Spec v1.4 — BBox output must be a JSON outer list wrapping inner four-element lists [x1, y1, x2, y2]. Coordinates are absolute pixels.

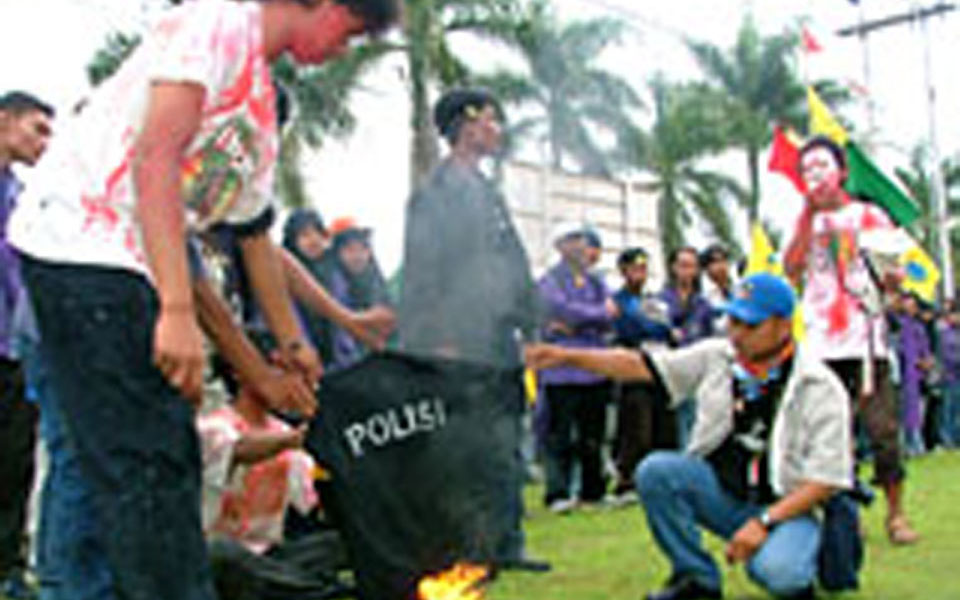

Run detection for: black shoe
[[645, 575, 722, 600], [495, 557, 552, 573]]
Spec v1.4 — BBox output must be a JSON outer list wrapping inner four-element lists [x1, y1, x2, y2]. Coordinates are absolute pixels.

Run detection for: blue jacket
[[612, 287, 672, 347]]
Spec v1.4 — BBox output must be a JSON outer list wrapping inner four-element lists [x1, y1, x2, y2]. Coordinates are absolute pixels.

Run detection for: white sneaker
[[548, 498, 578, 515], [604, 491, 638, 508]]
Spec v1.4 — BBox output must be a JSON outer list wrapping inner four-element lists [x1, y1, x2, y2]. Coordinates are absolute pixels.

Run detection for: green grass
[[488, 451, 960, 600], [7, 452, 957, 600]]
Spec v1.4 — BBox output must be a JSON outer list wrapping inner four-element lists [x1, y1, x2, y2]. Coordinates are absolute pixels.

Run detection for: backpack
[[817, 491, 864, 591]]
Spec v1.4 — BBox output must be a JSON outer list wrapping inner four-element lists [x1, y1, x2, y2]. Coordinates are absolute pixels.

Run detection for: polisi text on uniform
[[343, 397, 448, 458]]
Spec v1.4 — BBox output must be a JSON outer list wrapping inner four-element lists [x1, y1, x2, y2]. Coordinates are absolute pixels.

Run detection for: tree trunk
[[407, 1, 440, 192], [746, 144, 760, 225]]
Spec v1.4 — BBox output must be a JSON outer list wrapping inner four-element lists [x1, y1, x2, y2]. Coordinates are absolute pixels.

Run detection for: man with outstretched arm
[[526, 273, 852, 600]]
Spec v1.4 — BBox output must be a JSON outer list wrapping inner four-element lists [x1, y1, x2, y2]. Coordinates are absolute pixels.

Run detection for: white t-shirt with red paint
[[800, 201, 894, 361], [198, 406, 317, 554], [9, 0, 277, 277]]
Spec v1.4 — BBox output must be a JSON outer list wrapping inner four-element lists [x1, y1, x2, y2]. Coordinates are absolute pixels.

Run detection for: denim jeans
[[24, 340, 115, 600], [22, 258, 215, 600], [938, 382, 960, 448], [635, 452, 820, 597]]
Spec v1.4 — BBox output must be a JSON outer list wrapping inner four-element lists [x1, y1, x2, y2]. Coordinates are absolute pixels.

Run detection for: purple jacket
[[896, 313, 931, 430], [938, 321, 960, 385], [537, 262, 611, 385], [659, 286, 714, 348], [0, 168, 23, 359]]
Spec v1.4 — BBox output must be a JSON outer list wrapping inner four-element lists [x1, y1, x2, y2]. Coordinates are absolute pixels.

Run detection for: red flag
[[768, 126, 806, 193], [801, 27, 823, 53]]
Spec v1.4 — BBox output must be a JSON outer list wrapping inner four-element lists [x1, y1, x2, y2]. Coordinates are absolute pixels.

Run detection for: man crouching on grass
[[525, 273, 852, 600]]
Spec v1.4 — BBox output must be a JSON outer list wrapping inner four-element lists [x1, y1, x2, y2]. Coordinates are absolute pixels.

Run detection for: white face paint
[[799, 146, 845, 209]]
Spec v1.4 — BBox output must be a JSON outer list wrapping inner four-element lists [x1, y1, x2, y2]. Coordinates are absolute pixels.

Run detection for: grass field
[[5, 452, 957, 600], [488, 450, 960, 600]]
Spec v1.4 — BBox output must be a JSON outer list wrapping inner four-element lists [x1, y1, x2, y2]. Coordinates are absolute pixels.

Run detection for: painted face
[[800, 146, 845, 209], [295, 225, 329, 261], [289, 2, 368, 65], [728, 316, 792, 363], [557, 234, 587, 266], [338, 236, 372, 275], [671, 250, 699, 286], [1, 109, 52, 166]]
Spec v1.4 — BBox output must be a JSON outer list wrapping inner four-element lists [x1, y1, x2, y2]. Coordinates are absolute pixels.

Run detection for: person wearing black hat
[[608, 247, 673, 505], [398, 88, 547, 573]]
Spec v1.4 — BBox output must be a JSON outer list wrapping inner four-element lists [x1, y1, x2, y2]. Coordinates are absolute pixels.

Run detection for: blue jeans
[[24, 341, 115, 600], [635, 452, 820, 597], [23, 258, 215, 600], [938, 382, 960, 448]]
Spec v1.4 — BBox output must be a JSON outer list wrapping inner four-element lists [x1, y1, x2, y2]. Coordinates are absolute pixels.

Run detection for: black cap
[[433, 88, 502, 143], [617, 247, 648, 268]]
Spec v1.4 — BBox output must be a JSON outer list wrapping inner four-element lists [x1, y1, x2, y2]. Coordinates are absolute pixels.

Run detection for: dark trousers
[[826, 359, 904, 486], [209, 532, 353, 600], [22, 257, 216, 600], [611, 381, 676, 493], [543, 382, 610, 504], [0, 357, 37, 578]]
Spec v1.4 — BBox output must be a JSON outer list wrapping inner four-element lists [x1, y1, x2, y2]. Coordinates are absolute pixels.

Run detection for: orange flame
[[417, 563, 488, 600]]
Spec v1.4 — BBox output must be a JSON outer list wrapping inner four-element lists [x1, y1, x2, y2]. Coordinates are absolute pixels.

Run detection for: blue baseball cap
[[721, 273, 796, 325]]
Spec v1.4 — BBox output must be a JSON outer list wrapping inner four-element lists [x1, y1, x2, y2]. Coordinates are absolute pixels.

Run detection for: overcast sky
[[2, 0, 957, 273]]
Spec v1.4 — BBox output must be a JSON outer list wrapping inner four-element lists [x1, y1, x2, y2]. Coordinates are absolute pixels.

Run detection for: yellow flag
[[745, 222, 805, 340], [900, 244, 941, 302], [746, 222, 783, 276], [807, 86, 849, 146], [523, 368, 538, 406]]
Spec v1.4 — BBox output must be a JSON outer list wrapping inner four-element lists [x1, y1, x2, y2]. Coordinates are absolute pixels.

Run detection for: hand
[[546, 320, 575, 337], [724, 518, 768, 564], [277, 340, 323, 385], [284, 424, 308, 450], [252, 368, 317, 418], [153, 307, 206, 406], [347, 305, 396, 350], [524, 343, 568, 370], [606, 297, 620, 319]]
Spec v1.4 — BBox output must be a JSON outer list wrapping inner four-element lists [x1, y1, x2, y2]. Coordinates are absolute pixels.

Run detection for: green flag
[[845, 141, 921, 227]]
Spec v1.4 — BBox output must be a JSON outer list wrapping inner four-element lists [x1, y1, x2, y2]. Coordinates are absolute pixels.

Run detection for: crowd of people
[[0, 1, 958, 599]]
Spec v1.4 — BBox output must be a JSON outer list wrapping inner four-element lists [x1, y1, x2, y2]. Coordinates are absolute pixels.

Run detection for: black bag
[[305, 352, 523, 600], [817, 492, 864, 591]]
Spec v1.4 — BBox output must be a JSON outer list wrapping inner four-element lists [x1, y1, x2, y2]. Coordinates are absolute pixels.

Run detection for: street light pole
[[918, 4, 955, 299], [838, 2, 956, 300]]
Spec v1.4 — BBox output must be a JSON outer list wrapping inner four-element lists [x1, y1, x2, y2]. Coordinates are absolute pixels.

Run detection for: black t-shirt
[[706, 357, 793, 504]]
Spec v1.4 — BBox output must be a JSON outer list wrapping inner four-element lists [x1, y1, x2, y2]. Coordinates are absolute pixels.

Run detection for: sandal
[[886, 514, 920, 545]]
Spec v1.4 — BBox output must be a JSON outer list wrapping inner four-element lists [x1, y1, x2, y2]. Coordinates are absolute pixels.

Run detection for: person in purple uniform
[[537, 222, 615, 513]]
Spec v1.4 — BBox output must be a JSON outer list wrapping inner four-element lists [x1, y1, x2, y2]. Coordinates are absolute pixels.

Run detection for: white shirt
[[800, 201, 892, 361], [9, 0, 277, 278]]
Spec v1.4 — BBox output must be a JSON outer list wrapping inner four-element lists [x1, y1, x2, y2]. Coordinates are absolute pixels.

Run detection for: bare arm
[[279, 247, 394, 349], [232, 426, 305, 466], [193, 277, 316, 417], [524, 343, 653, 382], [239, 232, 322, 382], [132, 82, 206, 403], [783, 207, 815, 287], [725, 481, 836, 564]]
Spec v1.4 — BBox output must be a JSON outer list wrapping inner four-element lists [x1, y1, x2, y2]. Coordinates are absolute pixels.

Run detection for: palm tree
[[471, 0, 642, 177], [687, 17, 848, 225], [622, 76, 748, 254], [894, 144, 960, 284]]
